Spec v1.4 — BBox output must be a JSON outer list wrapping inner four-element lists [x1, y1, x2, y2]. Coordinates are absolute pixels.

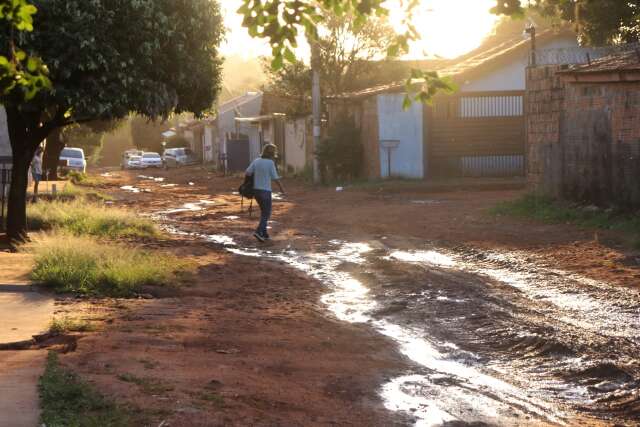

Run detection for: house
[[527, 49, 640, 207], [327, 29, 578, 180], [1, 107, 12, 225], [213, 91, 263, 171], [0, 107, 10, 161], [212, 92, 311, 173]]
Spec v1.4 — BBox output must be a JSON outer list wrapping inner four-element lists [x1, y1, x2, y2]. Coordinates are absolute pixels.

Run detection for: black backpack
[[238, 174, 254, 199]]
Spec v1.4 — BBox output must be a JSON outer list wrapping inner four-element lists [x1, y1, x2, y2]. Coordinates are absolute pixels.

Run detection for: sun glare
[[389, 0, 500, 59], [222, 0, 500, 60]]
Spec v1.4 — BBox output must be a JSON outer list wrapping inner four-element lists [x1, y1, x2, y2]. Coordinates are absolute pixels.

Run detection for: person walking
[[31, 146, 43, 202], [245, 144, 285, 242]]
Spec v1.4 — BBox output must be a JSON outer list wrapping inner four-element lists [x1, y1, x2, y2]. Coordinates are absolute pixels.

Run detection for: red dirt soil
[[47, 167, 640, 426]]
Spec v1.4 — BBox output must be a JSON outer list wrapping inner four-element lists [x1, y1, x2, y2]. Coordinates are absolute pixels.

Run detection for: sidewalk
[[0, 253, 54, 427], [0, 351, 45, 427]]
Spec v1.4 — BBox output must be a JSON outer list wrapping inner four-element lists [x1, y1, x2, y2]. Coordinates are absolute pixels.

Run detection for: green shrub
[[39, 352, 132, 426], [27, 199, 157, 239], [316, 117, 363, 183], [22, 233, 192, 297]]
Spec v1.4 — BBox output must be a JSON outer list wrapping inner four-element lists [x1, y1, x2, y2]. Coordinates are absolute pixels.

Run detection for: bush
[[21, 233, 192, 297], [27, 199, 158, 239], [316, 118, 363, 182]]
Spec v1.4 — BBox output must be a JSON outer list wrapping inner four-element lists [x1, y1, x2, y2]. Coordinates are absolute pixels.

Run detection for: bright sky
[[220, 0, 500, 60]]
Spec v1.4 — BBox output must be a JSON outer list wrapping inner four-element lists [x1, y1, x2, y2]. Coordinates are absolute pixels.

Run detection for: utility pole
[[311, 40, 321, 184]]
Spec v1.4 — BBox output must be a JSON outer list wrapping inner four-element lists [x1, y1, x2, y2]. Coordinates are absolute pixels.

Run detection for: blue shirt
[[246, 158, 280, 192]]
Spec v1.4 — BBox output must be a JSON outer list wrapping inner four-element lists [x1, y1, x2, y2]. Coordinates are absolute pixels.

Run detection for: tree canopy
[[492, 0, 640, 45], [2, 0, 224, 239], [264, 12, 405, 114], [239, 0, 453, 108]]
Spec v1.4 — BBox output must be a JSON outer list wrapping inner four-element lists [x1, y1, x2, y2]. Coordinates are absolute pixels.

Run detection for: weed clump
[[22, 233, 192, 297], [27, 198, 158, 239]]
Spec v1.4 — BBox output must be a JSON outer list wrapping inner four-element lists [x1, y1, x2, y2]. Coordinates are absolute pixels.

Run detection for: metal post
[[526, 25, 537, 67], [311, 41, 322, 184], [387, 147, 392, 178]]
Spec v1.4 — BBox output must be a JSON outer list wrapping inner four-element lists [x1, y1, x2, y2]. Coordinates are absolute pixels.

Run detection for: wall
[[377, 94, 424, 179], [527, 66, 640, 207], [461, 37, 578, 92], [284, 118, 307, 173], [0, 107, 11, 159]]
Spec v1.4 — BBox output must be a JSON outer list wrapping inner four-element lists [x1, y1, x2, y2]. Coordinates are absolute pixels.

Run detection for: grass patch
[[21, 233, 193, 297], [49, 316, 96, 334], [117, 373, 174, 395], [28, 198, 158, 239], [39, 352, 133, 427], [492, 194, 640, 248]]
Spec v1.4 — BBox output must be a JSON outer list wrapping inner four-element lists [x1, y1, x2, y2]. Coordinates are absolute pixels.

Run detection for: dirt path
[[53, 168, 640, 426]]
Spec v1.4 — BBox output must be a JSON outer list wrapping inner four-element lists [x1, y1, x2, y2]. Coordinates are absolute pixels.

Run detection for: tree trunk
[[6, 149, 33, 242], [43, 127, 64, 181], [5, 108, 51, 242]]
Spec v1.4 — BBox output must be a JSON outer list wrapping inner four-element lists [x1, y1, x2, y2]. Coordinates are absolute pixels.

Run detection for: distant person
[[245, 144, 285, 242], [31, 146, 43, 201]]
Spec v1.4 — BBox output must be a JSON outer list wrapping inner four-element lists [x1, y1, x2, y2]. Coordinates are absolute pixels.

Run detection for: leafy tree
[[0, 0, 50, 99], [239, 0, 453, 108], [1, 0, 224, 240], [264, 11, 404, 114], [130, 115, 178, 154], [492, 0, 640, 45]]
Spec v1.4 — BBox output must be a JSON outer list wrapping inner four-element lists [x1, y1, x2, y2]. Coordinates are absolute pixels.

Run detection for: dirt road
[[62, 167, 640, 426]]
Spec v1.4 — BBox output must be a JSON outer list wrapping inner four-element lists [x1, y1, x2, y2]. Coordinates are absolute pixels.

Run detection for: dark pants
[[254, 190, 272, 236]]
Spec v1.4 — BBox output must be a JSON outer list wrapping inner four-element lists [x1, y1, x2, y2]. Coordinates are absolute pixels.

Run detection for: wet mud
[[114, 171, 639, 426]]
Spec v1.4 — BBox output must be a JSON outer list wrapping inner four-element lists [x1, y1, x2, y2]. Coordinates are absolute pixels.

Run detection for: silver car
[[162, 148, 198, 168], [59, 148, 87, 173], [141, 152, 163, 168]]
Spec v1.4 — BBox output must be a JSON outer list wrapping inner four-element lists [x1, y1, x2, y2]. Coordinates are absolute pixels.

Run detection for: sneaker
[[253, 231, 265, 242], [263, 233, 271, 240]]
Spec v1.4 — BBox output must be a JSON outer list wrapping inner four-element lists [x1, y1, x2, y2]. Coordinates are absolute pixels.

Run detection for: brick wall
[[526, 66, 566, 197], [526, 66, 640, 207]]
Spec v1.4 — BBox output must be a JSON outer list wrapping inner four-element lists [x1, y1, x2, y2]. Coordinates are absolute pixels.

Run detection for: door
[[427, 91, 525, 178], [226, 138, 251, 172]]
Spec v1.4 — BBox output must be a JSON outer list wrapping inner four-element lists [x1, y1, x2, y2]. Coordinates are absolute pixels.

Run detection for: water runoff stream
[[156, 205, 640, 426]]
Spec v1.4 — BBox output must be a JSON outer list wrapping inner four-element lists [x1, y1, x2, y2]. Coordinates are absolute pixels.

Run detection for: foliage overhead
[[0, 0, 50, 100], [238, 0, 450, 106], [492, 0, 640, 45], [0, 0, 224, 129], [264, 11, 407, 114]]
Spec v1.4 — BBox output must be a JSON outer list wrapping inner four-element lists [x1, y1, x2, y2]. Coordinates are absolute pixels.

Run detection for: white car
[[59, 148, 87, 173], [141, 152, 163, 168], [124, 155, 143, 169]]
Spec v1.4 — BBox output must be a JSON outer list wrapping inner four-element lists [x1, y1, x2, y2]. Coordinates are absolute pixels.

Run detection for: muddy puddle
[[157, 211, 639, 426]]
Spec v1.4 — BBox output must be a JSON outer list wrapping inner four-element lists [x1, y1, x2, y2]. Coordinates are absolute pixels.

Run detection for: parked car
[[121, 149, 143, 169], [162, 147, 198, 169], [59, 147, 87, 173], [141, 152, 163, 168], [124, 155, 143, 169]]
